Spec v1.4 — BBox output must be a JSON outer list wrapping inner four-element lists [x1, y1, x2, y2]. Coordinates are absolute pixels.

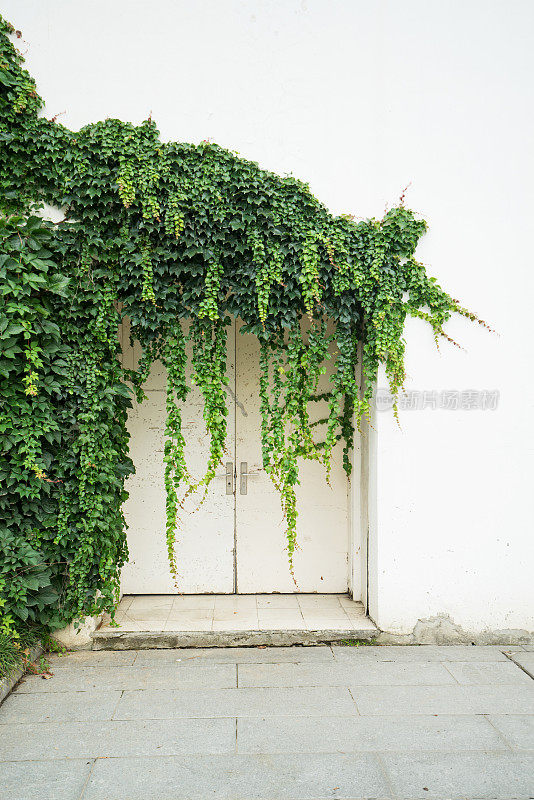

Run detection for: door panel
[[120, 319, 236, 594], [120, 317, 351, 594], [234, 321, 350, 593]]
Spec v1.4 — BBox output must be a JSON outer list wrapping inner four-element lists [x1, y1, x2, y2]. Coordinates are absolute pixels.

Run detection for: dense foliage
[[0, 17, 484, 633], [1, 214, 68, 632]]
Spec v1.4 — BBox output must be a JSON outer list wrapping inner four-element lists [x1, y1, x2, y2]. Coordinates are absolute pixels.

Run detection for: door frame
[[348, 355, 371, 609]]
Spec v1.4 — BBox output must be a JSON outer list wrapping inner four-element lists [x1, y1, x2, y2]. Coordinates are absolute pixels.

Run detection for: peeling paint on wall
[[375, 613, 534, 646]]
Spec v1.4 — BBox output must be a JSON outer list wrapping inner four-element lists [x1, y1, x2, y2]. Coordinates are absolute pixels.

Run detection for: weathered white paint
[[359, 3, 534, 637], [120, 319, 352, 594], [8, 0, 533, 635], [235, 321, 351, 593], [52, 616, 100, 650], [120, 321, 236, 594]]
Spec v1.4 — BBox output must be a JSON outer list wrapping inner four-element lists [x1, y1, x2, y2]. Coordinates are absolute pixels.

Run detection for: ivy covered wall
[[2, 6, 506, 640]]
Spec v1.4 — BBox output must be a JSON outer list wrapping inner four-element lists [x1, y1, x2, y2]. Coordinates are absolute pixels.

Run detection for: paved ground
[[0, 644, 533, 799]]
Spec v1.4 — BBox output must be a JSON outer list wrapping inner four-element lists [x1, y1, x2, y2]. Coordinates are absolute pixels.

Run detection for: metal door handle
[[240, 462, 247, 495], [225, 462, 234, 495]]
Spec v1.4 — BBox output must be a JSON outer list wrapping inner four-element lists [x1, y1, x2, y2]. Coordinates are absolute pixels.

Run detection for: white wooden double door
[[121, 320, 350, 594]]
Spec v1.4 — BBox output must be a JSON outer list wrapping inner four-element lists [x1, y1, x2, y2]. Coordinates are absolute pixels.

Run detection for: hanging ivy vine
[[0, 17, 489, 634]]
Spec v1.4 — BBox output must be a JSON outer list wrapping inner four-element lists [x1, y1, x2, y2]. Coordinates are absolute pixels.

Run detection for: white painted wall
[[6, 0, 533, 635]]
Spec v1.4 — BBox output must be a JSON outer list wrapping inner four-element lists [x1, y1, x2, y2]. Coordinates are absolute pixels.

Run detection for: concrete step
[[92, 624, 378, 650]]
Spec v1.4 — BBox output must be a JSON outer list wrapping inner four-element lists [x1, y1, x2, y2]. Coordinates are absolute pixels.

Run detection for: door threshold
[[92, 593, 378, 649]]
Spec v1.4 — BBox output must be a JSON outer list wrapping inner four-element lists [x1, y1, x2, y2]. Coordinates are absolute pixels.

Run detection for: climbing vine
[[0, 17, 489, 634]]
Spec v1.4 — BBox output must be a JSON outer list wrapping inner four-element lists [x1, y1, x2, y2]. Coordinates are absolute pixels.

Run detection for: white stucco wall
[[5, 0, 533, 636]]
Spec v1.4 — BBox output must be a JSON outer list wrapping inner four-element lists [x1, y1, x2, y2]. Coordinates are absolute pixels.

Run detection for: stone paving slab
[[332, 644, 511, 661], [114, 686, 358, 719], [444, 660, 534, 685], [487, 714, 534, 750], [0, 689, 121, 723], [0, 718, 236, 760], [237, 713, 509, 753], [237, 661, 456, 687], [82, 753, 390, 799], [132, 645, 336, 664], [48, 650, 137, 668], [351, 683, 534, 715], [508, 651, 534, 679], [16, 663, 237, 692], [0, 758, 92, 800], [381, 752, 534, 798]]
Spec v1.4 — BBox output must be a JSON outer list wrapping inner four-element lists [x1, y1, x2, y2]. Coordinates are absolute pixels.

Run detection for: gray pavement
[[0, 644, 533, 799]]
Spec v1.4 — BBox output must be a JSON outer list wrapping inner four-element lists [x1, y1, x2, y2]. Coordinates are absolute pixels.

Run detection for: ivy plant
[[0, 17, 488, 633]]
